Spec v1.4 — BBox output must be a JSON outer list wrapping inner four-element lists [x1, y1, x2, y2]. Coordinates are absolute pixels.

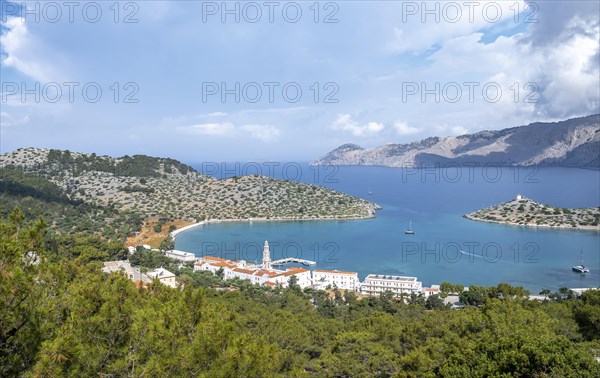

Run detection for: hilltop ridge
[[313, 115, 600, 168], [0, 148, 379, 240]]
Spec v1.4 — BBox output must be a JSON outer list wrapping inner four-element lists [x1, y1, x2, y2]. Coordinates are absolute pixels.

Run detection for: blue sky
[[1, 0, 599, 162]]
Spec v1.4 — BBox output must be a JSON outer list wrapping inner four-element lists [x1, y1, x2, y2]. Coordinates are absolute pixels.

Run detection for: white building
[[313, 269, 359, 291], [277, 267, 312, 288], [194, 256, 243, 274], [421, 284, 441, 298], [164, 249, 196, 262], [103, 260, 131, 275], [571, 288, 599, 296], [229, 267, 261, 283], [102, 260, 149, 285], [360, 274, 422, 297], [147, 267, 178, 288], [193, 241, 312, 289]]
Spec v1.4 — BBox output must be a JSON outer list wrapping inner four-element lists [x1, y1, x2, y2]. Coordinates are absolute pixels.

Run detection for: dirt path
[[125, 218, 194, 248]]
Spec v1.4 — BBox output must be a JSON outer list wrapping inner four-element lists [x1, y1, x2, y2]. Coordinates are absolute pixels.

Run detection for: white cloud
[[332, 114, 385, 137], [388, 0, 528, 54], [524, 1, 600, 46], [240, 124, 280, 142], [380, 1, 599, 132], [176, 122, 280, 142], [451, 126, 469, 135], [178, 122, 235, 136], [430, 124, 469, 136], [428, 22, 599, 119], [393, 121, 421, 136], [1, 17, 64, 82], [0, 112, 30, 129], [365, 122, 385, 133]]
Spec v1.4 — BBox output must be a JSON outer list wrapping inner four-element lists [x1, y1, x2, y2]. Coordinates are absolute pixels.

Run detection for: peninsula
[[0, 148, 380, 243], [465, 195, 600, 231]]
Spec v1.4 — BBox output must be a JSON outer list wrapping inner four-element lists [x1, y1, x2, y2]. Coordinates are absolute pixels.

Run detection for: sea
[[174, 164, 600, 292]]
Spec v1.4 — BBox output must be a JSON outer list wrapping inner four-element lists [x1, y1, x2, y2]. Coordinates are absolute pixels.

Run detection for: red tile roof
[[254, 269, 280, 277], [202, 256, 227, 262], [135, 280, 148, 289], [211, 262, 235, 268], [286, 267, 308, 272], [232, 267, 256, 275]]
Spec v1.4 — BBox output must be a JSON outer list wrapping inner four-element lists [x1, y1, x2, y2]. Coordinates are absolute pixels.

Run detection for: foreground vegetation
[[0, 166, 143, 242], [2, 210, 599, 377]]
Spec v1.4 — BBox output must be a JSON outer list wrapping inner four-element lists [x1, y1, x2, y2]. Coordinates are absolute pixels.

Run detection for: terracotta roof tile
[[211, 262, 235, 268], [232, 267, 256, 275], [254, 269, 280, 277], [286, 267, 308, 272], [202, 256, 227, 262]]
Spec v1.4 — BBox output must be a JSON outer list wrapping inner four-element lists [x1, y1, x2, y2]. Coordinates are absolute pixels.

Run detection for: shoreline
[[168, 214, 598, 293], [308, 162, 600, 171], [170, 214, 377, 239], [463, 214, 600, 232]]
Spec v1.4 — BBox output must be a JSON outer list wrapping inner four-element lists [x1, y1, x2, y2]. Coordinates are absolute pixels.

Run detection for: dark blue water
[[176, 165, 600, 292]]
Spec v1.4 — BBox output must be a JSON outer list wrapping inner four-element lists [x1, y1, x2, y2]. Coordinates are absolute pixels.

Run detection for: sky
[[1, 0, 599, 162]]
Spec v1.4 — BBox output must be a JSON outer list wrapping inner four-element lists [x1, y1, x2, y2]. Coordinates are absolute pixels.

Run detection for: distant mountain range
[[312, 115, 600, 168]]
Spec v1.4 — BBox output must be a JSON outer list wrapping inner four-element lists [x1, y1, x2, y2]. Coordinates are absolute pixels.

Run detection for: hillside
[[3, 212, 600, 377], [312, 114, 600, 168], [0, 166, 143, 240], [465, 196, 600, 231], [0, 148, 379, 240]]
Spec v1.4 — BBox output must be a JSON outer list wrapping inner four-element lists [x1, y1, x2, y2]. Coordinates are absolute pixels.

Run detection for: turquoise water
[[176, 166, 600, 292]]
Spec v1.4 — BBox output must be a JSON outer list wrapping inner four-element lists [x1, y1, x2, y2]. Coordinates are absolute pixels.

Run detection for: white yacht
[[572, 250, 590, 273], [405, 220, 414, 235]]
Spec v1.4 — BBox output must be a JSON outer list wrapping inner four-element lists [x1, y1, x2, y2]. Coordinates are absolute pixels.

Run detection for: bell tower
[[262, 240, 272, 269]]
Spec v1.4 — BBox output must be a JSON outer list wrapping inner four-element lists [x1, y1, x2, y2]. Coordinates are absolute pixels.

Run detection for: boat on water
[[405, 220, 415, 235], [573, 265, 590, 273], [572, 250, 590, 273]]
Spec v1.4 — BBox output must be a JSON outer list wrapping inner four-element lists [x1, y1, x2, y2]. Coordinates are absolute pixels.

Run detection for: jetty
[[272, 257, 317, 266]]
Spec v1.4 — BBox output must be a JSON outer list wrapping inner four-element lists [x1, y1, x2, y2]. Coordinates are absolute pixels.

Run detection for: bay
[[175, 165, 600, 292]]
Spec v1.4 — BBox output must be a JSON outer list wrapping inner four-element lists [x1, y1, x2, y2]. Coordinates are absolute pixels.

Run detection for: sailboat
[[572, 250, 590, 273], [405, 220, 415, 235]]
